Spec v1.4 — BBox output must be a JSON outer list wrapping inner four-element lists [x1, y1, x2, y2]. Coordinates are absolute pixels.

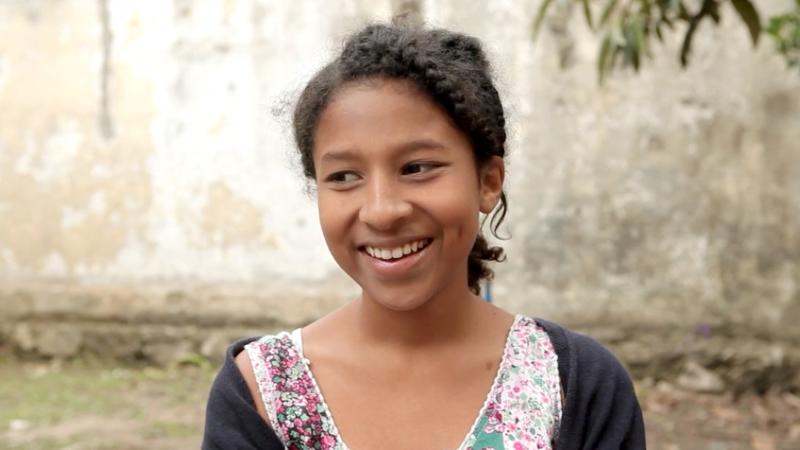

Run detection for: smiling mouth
[[361, 238, 433, 261]]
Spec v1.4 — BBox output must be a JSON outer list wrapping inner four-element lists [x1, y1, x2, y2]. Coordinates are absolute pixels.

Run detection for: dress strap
[[244, 333, 342, 449], [290, 328, 304, 358]]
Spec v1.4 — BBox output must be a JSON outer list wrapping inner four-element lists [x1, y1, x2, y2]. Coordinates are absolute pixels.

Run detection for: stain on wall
[[0, 1, 153, 273], [0, 1, 797, 340], [200, 180, 274, 247]]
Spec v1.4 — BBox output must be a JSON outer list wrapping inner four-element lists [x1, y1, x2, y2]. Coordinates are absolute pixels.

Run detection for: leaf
[[598, 32, 614, 83], [622, 21, 641, 70], [532, 0, 554, 38], [679, 3, 707, 68], [766, 16, 783, 37], [582, 0, 594, 30], [677, 0, 691, 20], [680, 21, 698, 67], [629, 24, 642, 70], [634, 17, 650, 57], [600, 0, 619, 26], [709, 4, 721, 24], [640, 0, 653, 24], [731, 0, 761, 45]]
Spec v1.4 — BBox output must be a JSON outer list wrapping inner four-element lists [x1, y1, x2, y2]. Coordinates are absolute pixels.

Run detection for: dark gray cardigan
[[201, 319, 646, 450]]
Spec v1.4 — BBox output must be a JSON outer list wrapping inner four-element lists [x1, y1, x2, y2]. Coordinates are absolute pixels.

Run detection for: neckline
[[290, 313, 523, 450]]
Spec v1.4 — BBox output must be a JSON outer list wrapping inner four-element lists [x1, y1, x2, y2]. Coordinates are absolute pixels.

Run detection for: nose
[[358, 176, 413, 231]]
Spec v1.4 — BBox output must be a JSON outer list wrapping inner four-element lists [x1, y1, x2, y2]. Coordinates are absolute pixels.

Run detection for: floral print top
[[244, 315, 562, 450]]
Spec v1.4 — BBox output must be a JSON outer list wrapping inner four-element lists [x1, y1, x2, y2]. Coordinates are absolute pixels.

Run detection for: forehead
[[330, 77, 429, 110], [312, 78, 471, 161]]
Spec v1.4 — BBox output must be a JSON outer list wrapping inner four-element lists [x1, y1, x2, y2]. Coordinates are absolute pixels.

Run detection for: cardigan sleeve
[[537, 319, 647, 450], [201, 337, 286, 450]]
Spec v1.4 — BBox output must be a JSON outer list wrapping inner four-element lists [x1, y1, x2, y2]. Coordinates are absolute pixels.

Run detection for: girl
[[203, 23, 645, 450]]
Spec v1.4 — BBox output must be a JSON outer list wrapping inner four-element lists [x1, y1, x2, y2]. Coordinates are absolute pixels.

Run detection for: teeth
[[365, 239, 430, 261]]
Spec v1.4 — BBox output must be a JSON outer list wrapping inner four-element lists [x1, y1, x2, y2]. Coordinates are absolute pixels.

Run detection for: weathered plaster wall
[[433, 0, 800, 338], [0, 0, 393, 284], [1, 1, 799, 386]]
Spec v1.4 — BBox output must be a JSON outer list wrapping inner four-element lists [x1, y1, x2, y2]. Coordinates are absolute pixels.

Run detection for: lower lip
[[361, 242, 431, 279]]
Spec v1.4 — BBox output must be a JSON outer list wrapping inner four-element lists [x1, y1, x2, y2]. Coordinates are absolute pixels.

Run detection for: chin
[[362, 285, 434, 313]]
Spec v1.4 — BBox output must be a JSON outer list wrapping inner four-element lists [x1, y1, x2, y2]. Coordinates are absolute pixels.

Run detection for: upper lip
[[357, 237, 432, 250]]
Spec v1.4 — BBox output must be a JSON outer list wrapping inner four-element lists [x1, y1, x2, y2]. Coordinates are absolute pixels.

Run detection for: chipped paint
[[0, 1, 153, 270], [0, 0, 797, 336], [201, 180, 273, 247]]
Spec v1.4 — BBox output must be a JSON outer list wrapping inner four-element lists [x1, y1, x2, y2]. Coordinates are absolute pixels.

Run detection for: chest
[[311, 357, 500, 450], [246, 316, 562, 450]]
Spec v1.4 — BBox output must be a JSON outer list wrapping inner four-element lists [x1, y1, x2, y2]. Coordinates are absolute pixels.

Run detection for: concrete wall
[[1, 0, 799, 389]]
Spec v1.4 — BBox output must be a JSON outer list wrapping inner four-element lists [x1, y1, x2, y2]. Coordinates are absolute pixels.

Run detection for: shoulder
[[533, 319, 647, 449], [533, 318, 638, 406], [510, 315, 561, 367], [210, 336, 263, 414], [533, 318, 633, 385], [217, 336, 262, 390], [234, 342, 271, 425], [202, 337, 285, 449], [231, 333, 297, 424]]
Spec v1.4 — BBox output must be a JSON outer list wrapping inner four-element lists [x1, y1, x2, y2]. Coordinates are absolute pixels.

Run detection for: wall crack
[[98, 0, 114, 140]]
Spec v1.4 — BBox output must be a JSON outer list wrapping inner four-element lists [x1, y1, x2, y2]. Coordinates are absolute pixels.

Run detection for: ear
[[479, 156, 504, 214]]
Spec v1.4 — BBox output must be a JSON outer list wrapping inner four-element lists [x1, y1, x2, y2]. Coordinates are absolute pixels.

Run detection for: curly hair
[[293, 23, 508, 295]]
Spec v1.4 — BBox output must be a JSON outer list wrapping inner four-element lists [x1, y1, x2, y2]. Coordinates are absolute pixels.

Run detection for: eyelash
[[324, 162, 443, 184], [401, 162, 441, 175], [324, 171, 360, 183]]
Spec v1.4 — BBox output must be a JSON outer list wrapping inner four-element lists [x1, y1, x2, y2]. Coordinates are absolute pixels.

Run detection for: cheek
[[317, 194, 349, 252], [428, 180, 481, 245]]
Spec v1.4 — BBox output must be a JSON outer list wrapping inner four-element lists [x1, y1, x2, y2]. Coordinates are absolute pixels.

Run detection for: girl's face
[[312, 78, 503, 312]]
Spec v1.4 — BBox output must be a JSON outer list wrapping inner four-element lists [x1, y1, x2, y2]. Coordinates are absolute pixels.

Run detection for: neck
[[351, 280, 491, 351]]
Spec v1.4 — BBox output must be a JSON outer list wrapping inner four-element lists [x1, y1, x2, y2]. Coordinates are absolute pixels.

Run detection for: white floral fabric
[[245, 315, 562, 450]]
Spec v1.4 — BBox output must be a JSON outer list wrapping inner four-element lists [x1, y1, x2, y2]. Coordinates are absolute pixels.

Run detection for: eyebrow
[[319, 138, 447, 163]]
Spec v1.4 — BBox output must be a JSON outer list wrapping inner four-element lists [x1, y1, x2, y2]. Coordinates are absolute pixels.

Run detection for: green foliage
[[766, 0, 800, 69], [731, 0, 761, 44], [533, 0, 800, 83]]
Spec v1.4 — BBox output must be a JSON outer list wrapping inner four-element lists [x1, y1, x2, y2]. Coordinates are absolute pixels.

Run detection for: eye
[[325, 171, 360, 184], [402, 162, 441, 175]]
